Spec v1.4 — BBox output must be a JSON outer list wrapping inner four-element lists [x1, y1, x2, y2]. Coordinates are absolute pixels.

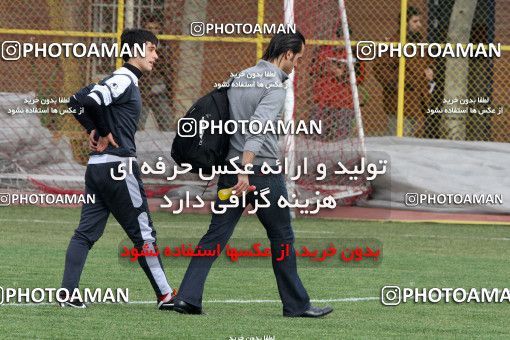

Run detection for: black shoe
[[286, 306, 333, 318], [173, 299, 203, 315], [58, 300, 87, 309], [58, 290, 87, 309], [158, 289, 177, 311]]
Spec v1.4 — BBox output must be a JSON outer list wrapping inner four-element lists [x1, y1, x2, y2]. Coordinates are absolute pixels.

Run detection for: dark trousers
[[177, 171, 311, 316], [61, 158, 171, 297]]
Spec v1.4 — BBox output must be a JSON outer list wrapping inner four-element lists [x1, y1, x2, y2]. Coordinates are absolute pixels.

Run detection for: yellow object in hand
[[218, 185, 256, 201]]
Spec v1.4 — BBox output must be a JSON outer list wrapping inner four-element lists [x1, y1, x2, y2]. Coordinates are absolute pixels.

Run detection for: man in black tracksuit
[[60, 29, 175, 309]]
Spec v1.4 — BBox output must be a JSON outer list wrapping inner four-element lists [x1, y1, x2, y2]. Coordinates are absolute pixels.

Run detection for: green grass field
[[1, 206, 510, 339]]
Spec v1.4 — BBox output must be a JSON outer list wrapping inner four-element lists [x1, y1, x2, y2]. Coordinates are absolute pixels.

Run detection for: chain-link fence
[[361, 0, 508, 141], [0, 0, 508, 192]]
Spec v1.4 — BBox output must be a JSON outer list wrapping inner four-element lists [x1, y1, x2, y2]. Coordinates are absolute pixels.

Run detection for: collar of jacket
[[256, 59, 289, 83], [123, 62, 143, 79]]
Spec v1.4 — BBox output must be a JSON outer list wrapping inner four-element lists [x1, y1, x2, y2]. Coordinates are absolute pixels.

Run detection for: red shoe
[[158, 289, 177, 311]]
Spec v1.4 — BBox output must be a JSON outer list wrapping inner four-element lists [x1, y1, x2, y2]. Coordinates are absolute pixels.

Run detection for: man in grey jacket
[[173, 31, 333, 318]]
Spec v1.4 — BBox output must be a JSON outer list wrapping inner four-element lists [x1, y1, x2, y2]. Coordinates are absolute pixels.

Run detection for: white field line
[[401, 234, 510, 241], [0, 297, 379, 307]]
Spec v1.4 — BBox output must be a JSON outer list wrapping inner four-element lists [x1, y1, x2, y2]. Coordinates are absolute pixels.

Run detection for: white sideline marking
[[294, 230, 334, 234], [0, 219, 69, 224], [401, 234, 510, 241], [0, 297, 378, 307]]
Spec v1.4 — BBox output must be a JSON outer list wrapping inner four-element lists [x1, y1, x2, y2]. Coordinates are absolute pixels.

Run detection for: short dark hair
[[262, 30, 305, 61], [407, 6, 421, 18], [398, 6, 421, 24], [120, 28, 158, 62]]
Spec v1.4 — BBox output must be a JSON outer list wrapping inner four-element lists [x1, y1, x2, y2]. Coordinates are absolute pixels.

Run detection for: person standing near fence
[[373, 6, 433, 137], [310, 27, 366, 141]]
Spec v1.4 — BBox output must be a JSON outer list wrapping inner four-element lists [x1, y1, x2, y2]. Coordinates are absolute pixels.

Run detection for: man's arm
[[243, 87, 286, 155], [68, 83, 102, 134], [80, 95, 110, 137], [68, 94, 95, 134], [85, 74, 133, 135], [242, 151, 256, 166], [83, 74, 133, 151], [67, 93, 101, 150], [78, 95, 117, 152]]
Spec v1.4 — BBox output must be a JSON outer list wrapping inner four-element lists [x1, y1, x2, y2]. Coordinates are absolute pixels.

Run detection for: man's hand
[[232, 174, 250, 197], [89, 130, 98, 151], [95, 133, 119, 152]]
